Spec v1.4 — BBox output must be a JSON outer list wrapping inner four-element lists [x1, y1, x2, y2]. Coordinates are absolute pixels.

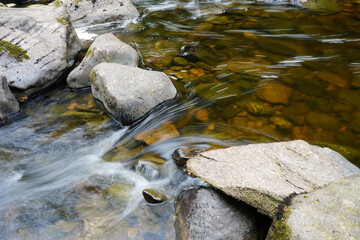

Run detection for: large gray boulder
[[67, 33, 138, 89], [186, 140, 360, 218], [90, 63, 177, 125], [268, 174, 360, 240], [52, 0, 139, 28], [0, 5, 81, 96], [0, 74, 19, 120], [175, 187, 267, 240]]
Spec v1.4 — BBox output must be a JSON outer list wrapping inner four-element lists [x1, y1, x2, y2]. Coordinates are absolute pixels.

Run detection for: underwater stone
[[246, 101, 275, 116], [316, 70, 350, 88], [308, 98, 332, 113], [135, 123, 180, 145], [191, 83, 240, 103], [181, 45, 220, 65], [337, 90, 360, 108], [256, 82, 292, 104], [67, 33, 138, 89], [172, 57, 188, 66], [221, 104, 241, 119], [294, 78, 325, 97], [270, 116, 293, 130], [281, 103, 309, 126], [145, 56, 173, 70], [90, 63, 177, 125], [0, 5, 81, 96], [186, 140, 360, 218], [306, 113, 340, 131]]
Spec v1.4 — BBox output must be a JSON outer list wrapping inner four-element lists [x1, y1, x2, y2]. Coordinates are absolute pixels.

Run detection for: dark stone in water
[[180, 45, 220, 65], [306, 113, 340, 131], [175, 187, 270, 240], [142, 189, 167, 204], [191, 83, 240, 103], [294, 78, 325, 97], [172, 148, 205, 167]]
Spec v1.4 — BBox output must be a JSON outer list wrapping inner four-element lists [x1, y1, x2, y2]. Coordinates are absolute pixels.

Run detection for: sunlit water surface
[[1, 0, 360, 239]]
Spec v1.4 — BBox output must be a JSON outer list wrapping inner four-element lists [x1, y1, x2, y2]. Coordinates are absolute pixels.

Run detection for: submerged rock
[[191, 83, 240, 103], [67, 33, 138, 88], [186, 140, 360, 218], [0, 5, 81, 96], [135, 123, 180, 145], [256, 82, 292, 104], [0, 74, 19, 119], [90, 63, 177, 125], [269, 174, 360, 240], [180, 45, 220, 65], [175, 187, 266, 240], [52, 0, 139, 28], [306, 113, 340, 131]]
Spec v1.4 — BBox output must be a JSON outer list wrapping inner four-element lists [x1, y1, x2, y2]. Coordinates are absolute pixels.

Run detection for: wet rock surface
[[270, 174, 360, 240], [142, 188, 167, 204], [172, 148, 205, 167], [52, 0, 139, 28], [67, 33, 138, 89], [0, 5, 81, 96], [90, 63, 177, 125], [175, 187, 269, 240], [186, 140, 360, 218], [0, 74, 19, 120]]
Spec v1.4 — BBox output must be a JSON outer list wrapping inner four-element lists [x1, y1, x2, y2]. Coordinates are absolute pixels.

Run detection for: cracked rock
[[52, 0, 139, 28], [0, 5, 81, 96], [186, 140, 360, 218]]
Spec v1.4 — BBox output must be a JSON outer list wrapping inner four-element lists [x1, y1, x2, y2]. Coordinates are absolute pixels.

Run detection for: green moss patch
[[56, 17, 68, 26], [0, 40, 30, 62], [270, 207, 292, 240]]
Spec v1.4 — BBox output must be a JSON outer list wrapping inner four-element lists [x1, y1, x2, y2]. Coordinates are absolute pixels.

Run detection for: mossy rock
[[0, 40, 30, 62]]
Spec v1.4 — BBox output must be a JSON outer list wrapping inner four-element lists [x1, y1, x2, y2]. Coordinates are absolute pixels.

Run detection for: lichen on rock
[[0, 40, 30, 62]]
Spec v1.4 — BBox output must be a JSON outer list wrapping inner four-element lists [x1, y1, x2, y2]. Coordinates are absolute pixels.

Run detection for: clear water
[[1, 0, 360, 239]]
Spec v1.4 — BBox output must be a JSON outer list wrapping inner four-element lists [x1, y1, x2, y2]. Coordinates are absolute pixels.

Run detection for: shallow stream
[[1, 0, 360, 239]]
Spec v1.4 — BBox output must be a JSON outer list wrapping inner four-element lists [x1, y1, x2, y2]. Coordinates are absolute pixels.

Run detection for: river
[[0, 0, 359, 239]]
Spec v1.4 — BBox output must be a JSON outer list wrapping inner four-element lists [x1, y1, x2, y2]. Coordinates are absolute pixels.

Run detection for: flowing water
[[1, 0, 360, 239]]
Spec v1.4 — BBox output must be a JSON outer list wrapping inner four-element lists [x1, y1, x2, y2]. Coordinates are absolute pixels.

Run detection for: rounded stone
[[142, 189, 167, 204], [256, 82, 292, 104]]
